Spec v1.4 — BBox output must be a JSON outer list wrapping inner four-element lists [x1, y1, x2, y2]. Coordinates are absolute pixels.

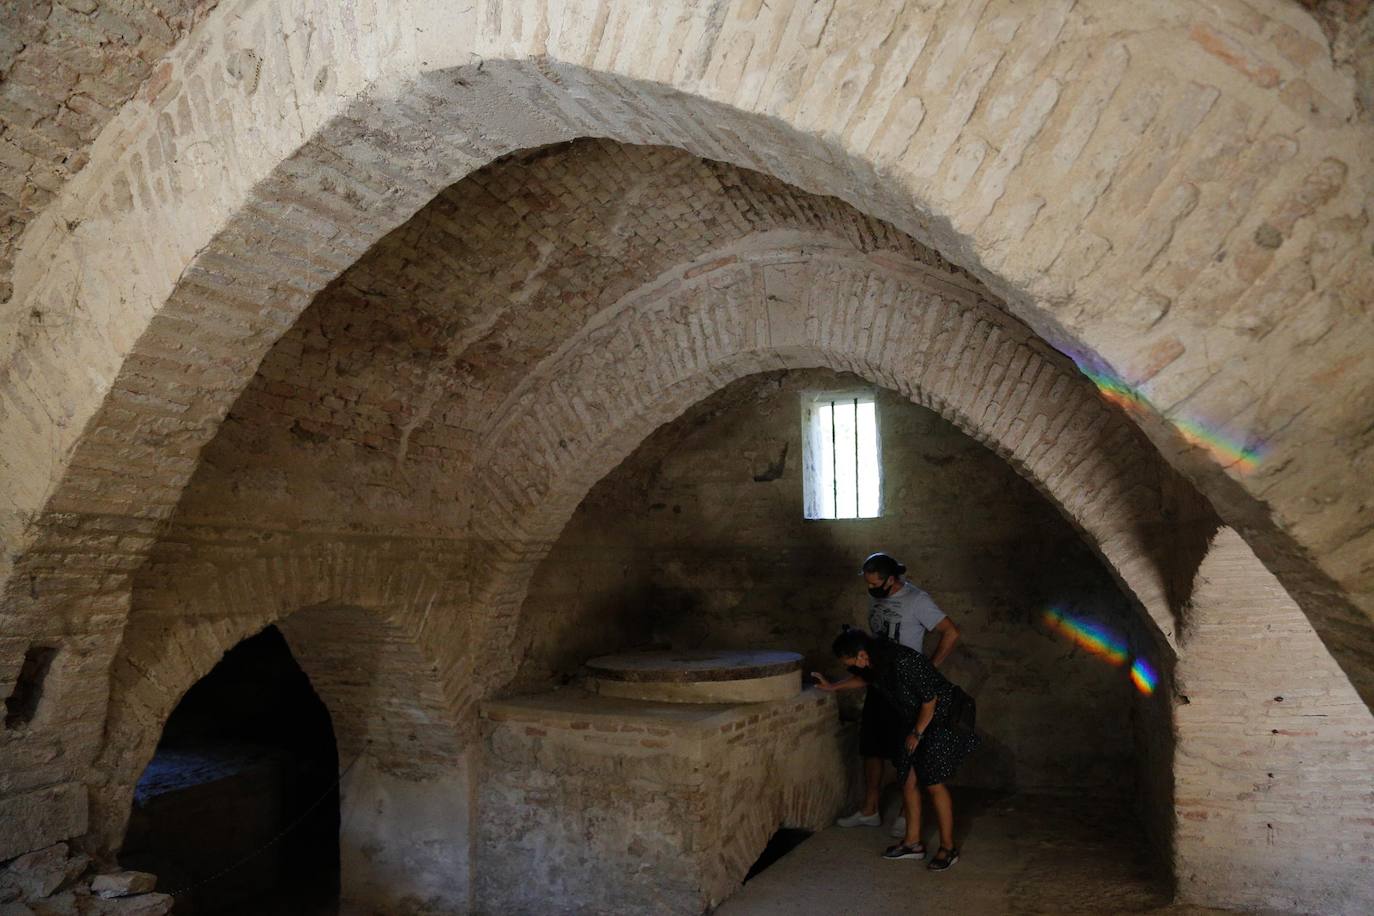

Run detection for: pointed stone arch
[[462, 234, 1185, 687], [94, 550, 472, 912]]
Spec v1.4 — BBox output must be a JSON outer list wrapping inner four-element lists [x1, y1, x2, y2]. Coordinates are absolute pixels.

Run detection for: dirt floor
[[718, 790, 1265, 916]]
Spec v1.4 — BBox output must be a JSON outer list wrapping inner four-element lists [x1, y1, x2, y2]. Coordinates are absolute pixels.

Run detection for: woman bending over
[[814, 628, 978, 870]]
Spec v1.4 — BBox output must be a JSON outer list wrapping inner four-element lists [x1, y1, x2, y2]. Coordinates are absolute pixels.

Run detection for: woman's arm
[[905, 697, 938, 753], [810, 672, 867, 692]]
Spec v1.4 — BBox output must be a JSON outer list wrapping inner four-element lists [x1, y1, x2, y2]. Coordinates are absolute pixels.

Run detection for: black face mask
[[847, 665, 867, 678], [868, 580, 891, 599]]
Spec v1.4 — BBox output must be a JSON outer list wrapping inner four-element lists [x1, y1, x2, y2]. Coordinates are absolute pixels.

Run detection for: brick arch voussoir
[[89, 552, 460, 854], [465, 246, 1179, 691]]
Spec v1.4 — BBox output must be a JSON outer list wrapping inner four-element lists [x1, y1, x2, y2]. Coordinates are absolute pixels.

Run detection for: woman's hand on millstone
[[811, 672, 834, 690]]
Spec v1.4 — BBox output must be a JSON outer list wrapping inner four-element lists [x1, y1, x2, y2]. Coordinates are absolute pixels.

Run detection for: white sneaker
[[889, 815, 907, 838], [836, 811, 881, 828]]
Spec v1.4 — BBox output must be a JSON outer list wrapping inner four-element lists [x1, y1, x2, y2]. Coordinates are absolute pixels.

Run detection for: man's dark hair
[[861, 552, 906, 578], [832, 627, 875, 659]]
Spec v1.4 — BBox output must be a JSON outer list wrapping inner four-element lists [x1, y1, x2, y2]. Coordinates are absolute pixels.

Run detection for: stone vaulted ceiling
[[0, 1, 1369, 306]]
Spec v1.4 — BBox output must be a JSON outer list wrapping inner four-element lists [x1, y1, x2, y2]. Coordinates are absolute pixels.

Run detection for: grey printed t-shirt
[[869, 580, 946, 652]]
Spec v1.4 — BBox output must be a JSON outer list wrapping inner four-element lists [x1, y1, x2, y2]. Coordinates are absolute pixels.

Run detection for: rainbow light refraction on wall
[[1043, 605, 1158, 695], [1076, 365, 1266, 474], [1042, 606, 1129, 665], [1130, 658, 1158, 696]]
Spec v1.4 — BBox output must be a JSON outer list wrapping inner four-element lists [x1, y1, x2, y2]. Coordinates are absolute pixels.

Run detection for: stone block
[[89, 873, 156, 900], [0, 784, 89, 861], [0, 845, 67, 899], [25, 890, 77, 916]]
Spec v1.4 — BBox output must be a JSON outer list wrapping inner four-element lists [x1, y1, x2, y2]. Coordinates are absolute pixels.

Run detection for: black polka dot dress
[[862, 637, 978, 787]]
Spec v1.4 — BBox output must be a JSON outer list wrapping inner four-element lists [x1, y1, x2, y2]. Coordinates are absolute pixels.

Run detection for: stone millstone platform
[[584, 649, 803, 703]]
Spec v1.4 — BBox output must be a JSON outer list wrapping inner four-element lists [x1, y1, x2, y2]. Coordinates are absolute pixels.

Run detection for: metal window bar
[[853, 397, 860, 515], [829, 398, 837, 517]]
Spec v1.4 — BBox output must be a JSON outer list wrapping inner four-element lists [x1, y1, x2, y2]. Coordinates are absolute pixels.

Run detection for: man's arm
[[928, 617, 960, 667]]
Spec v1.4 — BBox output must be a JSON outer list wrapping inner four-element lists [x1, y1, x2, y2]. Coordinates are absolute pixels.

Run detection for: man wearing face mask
[[828, 553, 960, 837]]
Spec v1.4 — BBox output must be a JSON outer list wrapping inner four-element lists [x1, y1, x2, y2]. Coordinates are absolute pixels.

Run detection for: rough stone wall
[[1298, 0, 1374, 116], [1174, 527, 1374, 914], [516, 368, 1150, 799], [477, 689, 847, 915]]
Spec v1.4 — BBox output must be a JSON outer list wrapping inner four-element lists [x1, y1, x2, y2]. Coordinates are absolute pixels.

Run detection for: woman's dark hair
[[832, 627, 875, 659], [861, 552, 906, 579]]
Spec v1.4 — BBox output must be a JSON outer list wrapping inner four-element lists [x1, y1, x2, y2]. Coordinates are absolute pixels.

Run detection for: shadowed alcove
[[120, 626, 340, 915]]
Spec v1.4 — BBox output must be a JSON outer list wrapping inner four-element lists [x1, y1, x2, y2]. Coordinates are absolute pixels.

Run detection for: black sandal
[[881, 841, 926, 860], [927, 846, 959, 870]]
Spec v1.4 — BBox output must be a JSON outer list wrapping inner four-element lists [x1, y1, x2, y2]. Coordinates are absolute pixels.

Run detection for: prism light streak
[[1077, 366, 1266, 474], [1043, 605, 1159, 696], [1172, 417, 1264, 474], [1130, 658, 1159, 696], [1042, 606, 1129, 666]]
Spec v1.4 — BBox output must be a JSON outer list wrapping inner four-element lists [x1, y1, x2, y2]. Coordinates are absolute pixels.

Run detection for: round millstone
[[583, 650, 803, 704]]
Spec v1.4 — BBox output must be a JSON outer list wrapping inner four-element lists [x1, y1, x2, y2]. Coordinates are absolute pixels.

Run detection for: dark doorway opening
[[744, 828, 813, 882], [4, 644, 57, 729], [121, 626, 339, 915]]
